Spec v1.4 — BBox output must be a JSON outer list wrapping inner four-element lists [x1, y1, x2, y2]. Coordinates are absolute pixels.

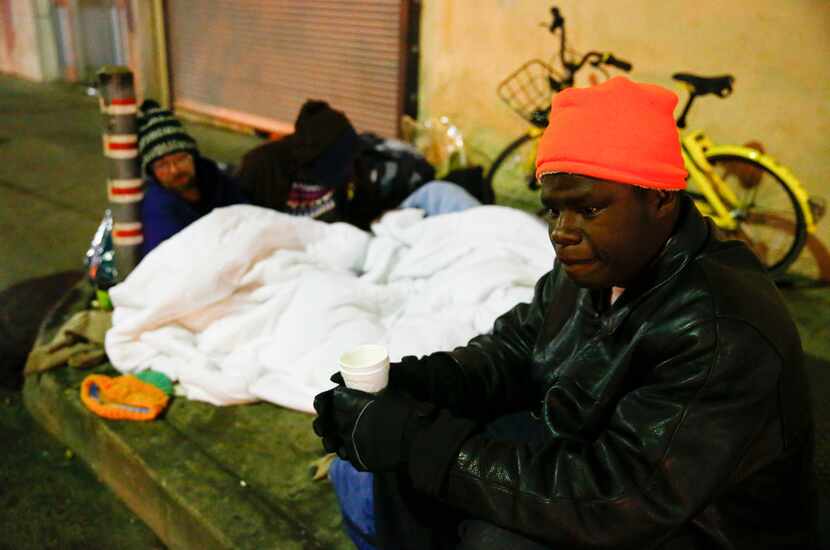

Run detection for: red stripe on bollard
[[107, 142, 138, 151], [113, 228, 143, 238], [110, 187, 142, 195]]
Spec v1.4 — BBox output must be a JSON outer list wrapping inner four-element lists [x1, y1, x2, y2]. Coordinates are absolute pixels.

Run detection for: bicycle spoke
[[704, 154, 807, 276]]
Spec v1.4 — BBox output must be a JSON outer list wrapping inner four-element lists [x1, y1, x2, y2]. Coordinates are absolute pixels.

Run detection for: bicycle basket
[[497, 59, 562, 126]]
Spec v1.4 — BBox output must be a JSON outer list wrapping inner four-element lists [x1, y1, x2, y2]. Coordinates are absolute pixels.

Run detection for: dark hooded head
[[292, 100, 359, 188]]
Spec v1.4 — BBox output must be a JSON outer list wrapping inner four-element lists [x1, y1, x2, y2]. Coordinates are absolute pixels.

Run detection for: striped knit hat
[[137, 100, 198, 175]]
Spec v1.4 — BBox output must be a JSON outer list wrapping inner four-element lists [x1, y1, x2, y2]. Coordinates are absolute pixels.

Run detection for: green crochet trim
[[135, 370, 174, 397]]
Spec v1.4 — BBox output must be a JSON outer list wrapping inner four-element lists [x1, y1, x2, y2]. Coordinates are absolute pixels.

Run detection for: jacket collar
[[580, 193, 711, 332]]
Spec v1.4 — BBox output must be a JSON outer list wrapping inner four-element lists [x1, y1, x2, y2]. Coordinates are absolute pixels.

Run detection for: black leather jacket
[[394, 197, 817, 549]]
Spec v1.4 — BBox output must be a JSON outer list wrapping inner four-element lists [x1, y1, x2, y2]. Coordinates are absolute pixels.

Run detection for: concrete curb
[[23, 368, 308, 549], [22, 282, 349, 549]]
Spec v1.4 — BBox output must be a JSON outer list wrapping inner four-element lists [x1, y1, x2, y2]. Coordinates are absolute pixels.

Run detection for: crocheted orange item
[[81, 374, 169, 421]]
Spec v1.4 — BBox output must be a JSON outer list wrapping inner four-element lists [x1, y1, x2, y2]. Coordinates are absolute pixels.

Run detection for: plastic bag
[[401, 115, 468, 178], [84, 210, 117, 291], [354, 132, 436, 210]]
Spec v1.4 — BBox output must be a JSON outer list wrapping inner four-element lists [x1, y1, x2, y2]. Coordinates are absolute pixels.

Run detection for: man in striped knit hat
[[137, 100, 248, 257]]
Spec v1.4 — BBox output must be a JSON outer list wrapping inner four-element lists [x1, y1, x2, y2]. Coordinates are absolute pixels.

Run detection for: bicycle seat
[[672, 73, 734, 97]]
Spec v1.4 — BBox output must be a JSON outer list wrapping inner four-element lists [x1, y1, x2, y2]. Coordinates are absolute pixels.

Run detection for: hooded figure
[[236, 100, 359, 223]]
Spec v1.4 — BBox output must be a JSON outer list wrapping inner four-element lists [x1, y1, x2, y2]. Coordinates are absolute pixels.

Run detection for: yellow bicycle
[[672, 73, 822, 277], [487, 8, 822, 277]]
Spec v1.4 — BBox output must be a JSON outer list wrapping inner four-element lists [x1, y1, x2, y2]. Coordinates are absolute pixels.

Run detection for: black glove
[[389, 353, 482, 418], [312, 373, 345, 455], [386, 355, 427, 395], [329, 384, 432, 472], [313, 373, 480, 492]]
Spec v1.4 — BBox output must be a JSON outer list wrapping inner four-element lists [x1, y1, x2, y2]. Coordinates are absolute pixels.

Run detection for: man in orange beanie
[[313, 77, 817, 549]]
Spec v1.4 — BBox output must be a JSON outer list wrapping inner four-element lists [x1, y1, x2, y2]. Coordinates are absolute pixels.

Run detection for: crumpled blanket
[[25, 309, 112, 375], [105, 204, 553, 413]]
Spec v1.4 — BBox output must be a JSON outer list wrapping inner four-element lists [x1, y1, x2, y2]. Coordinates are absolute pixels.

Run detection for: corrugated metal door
[[166, 0, 409, 137]]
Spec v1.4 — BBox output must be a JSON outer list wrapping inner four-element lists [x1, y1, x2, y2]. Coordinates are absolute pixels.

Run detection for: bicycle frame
[[681, 131, 817, 234]]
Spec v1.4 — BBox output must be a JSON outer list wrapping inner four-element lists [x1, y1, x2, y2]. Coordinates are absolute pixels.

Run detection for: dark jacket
[[390, 196, 817, 549], [235, 100, 361, 224], [141, 155, 247, 257], [235, 136, 298, 216]]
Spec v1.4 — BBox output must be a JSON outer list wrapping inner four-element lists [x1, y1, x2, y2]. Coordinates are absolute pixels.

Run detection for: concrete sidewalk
[[1, 74, 350, 548], [22, 281, 349, 549], [0, 74, 259, 292], [4, 74, 830, 548], [20, 279, 830, 548]]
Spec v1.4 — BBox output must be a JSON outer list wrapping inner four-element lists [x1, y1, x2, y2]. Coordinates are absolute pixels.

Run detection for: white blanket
[[105, 204, 553, 413]]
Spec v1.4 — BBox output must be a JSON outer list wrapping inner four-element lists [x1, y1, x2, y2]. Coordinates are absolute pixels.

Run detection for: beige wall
[[0, 0, 58, 80], [419, 0, 830, 267], [0, 0, 165, 97], [127, 0, 168, 106]]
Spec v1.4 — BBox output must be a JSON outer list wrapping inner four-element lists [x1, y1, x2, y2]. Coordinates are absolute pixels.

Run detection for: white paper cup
[[339, 344, 390, 393]]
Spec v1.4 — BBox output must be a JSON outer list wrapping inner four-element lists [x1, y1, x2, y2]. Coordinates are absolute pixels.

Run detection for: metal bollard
[[97, 65, 143, 282]]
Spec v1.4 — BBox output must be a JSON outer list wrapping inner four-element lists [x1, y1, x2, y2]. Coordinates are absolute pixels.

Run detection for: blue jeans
[[329, 457, 378, 550], [399, 181, 481, 216]]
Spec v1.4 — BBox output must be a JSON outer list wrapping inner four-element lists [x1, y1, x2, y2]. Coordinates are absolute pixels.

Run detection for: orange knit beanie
[[535, 76, 687, 189]]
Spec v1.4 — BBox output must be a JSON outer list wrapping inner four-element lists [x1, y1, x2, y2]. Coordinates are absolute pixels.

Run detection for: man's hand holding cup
[[312, 344, 432, 472]]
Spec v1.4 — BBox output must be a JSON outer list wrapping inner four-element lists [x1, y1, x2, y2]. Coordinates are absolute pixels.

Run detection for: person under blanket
[[235, 100, 479, 227], [313, 77, 818, 549], [137, 100, 249, 257]]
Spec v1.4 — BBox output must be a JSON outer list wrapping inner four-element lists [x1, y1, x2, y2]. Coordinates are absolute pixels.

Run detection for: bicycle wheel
[[485, 132, 542, 212], [701, 154, 807, 278]]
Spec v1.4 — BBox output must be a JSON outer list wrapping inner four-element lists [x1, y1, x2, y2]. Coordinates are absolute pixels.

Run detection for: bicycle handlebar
[[548, 6, 564, 32], [603, 53, 632, 72], [546, 6, 632, 86]]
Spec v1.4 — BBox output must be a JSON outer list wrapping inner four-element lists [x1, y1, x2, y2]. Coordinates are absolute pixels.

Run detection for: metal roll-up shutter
[[166, 0, 411, 137]]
